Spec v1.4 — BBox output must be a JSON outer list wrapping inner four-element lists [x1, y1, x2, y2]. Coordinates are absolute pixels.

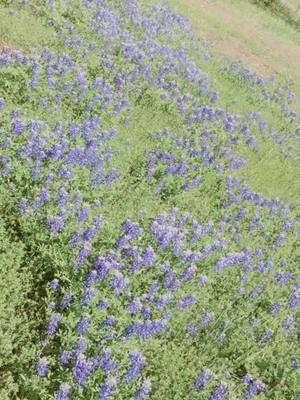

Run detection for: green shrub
[[0, 189, 34, 399]]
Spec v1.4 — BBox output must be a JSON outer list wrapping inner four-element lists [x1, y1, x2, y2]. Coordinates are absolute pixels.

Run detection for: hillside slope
[[171, 0, 300, 92], [0, 1, 300, 399]]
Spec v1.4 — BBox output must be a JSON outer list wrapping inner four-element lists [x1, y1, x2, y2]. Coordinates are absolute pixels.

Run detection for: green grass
[[236, 139, 300, 201], [171, 0, 300, 97], [249, 0, 300, 32], [0, 0, 300, 399], [170, 0, 300, 202], [0, 6, 55, 51]]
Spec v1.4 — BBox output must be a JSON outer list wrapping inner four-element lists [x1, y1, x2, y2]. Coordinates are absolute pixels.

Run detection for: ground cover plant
[[0, 0, 300, 399]]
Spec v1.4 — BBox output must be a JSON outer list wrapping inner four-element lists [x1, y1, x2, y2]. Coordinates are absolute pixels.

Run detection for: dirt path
[[172, 0, 300, 82]]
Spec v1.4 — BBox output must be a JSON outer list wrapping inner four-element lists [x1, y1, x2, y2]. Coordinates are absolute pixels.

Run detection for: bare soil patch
[[178, 0, 300, 78]]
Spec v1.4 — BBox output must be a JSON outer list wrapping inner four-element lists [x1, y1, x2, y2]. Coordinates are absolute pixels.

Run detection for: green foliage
[[0, 0, 300, 399], [0, 188, 34, 400]]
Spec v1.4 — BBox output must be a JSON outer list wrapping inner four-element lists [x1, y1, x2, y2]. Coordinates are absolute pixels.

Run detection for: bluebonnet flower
[[261, 328, 274, 344], [47, 216, 64, 235], [176, 295, 197, 309], [250, 284, 265, 301], [156, 292, 173, 310], [128, 298, 143, 314], [61, 293, 72, 309], [19, 198, 30, 215], [242, 375, 266, 399], [98, 349, 118, 375], [59, 350, 73, 366], [80, 289, 95, 306], [73, 354, 97, 388], [194, 369, 213, 390], [269, 300, 281, 315], [98, 377, 117, 400], [136, 318, 168, 340], [135, 379, 151, 400], [110, 272, 129, 294], [49, 279, 60, 289], [141, 247, 155, 267], [75, 337, 87, 355], [102, 316, 116, 328], [55, 383, 71, 400], [47, 313, 61, 335], [36, 357, 49, 377], [76, 316, 90, 334], [291, 358, 299, 370], [198, 275, 208, 286], [163, 271, 178, 291], [125, 350, 146, 383], [180, 264, 197, 282], [215, 251, 248, 273], [289, 288, 300, 310], [209, 383, 228, 400], [282, 315, 294, 334], [187, 311, 214, 337], [11, 119, 25, 135], [97, 299, 109, 309], [74, 242, 92, 269]]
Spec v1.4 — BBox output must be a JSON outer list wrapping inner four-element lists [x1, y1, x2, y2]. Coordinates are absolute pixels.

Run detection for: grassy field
[[170, 0, 300, 201], [0, 1, 300, 399], [171, 0, 300, 91]]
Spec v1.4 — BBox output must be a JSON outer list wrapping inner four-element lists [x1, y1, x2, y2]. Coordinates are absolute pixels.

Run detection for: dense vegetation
[[0, 0, 300, 399]]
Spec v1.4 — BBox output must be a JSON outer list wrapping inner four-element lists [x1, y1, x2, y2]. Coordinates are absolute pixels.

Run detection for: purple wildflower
[[194, 369, 213, 391], [98, 349, 118, 375], [289, 288, 300, 310], [198, 275, 208, 286], [141, 247, 155, 267], [36, 357, 48, 377], [110, 272, 129, 294], [80, 289, 95, 306], [275, 271, 294, 287], [242, 375, 266, 399], [98, 377, 117, 400], [209, 383, 228, 400], [215, 251, 248, 273], [282, 315, 294, 334], [97, 299, 109, 309], [73, 354, 97, 388], [176, 295, 197, 309], [261, 328, 274, 343], [11, 120, 25, 135], [59, 350, 73, 365], [61, 293, 72, 309], [125, 350, 146, 383], [49, 278, 60, 289], [135, 379, 152, 400], [269, 300, 281, 315], [19, 198, 30, 215], [46, 216, 64, 235], [180, 264, 197, 282], [74, 242, 92, 269], [76, 316, 90, 334], [47, 313, 61, 335], [55, 384, 71, 400]]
